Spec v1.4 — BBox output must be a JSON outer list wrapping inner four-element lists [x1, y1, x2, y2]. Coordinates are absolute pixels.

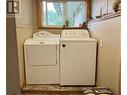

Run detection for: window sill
[[41, 27, 87, 29]]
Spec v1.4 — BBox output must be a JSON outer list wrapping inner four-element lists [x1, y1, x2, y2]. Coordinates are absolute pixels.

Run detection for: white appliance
[[24, 31, 60, 84], [60, 30, 97, 85]]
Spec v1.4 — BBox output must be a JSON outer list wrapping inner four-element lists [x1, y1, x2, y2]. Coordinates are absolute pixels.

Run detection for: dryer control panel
[[33, 31, 60, 39]]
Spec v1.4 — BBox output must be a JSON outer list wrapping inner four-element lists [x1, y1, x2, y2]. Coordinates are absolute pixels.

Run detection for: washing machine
[[60, 30, 97, 86], [24, 31, 60, 84]]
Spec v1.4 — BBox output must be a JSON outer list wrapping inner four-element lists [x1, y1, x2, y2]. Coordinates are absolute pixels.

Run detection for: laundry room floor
[[20, 85, 112, 95], [21, 84, 87, 95]]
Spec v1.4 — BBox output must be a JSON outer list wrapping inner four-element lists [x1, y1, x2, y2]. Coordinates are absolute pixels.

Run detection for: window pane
[[42, 1, 86, 27], [67, 1, 85, 27], [47, 2, 64, 26], [42, 1, 46, 26]]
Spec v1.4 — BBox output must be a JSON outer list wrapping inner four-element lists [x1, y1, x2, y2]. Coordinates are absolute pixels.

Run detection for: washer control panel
[[61, 30, 89, 38]]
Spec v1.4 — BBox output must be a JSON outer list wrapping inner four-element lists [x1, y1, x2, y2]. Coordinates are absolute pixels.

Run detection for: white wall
[[89, 16, 121, 95], [16, 0, 37, 27], [90, 1, 121, 95], [15, 0, 37, 87]]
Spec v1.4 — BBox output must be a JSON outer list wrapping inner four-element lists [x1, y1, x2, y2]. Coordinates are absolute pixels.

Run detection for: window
[[42, 0, 87, 27]]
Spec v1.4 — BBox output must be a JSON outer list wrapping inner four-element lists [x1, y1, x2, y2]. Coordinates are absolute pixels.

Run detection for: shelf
[[89, 11, 121, 23]]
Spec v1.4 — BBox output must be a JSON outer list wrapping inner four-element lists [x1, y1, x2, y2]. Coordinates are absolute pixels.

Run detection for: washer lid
[[61, 29, 90, 38]]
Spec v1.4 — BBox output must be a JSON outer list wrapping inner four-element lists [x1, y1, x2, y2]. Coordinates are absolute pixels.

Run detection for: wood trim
[[36, 0, 42, 29], [21, 90, 82, 94], [41, 27, 87, 29], [86, 0, 92, 19], [89, 11, 121, 23]]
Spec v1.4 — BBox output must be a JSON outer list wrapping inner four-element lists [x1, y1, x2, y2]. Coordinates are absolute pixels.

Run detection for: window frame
[[36, 0, 91, 29]]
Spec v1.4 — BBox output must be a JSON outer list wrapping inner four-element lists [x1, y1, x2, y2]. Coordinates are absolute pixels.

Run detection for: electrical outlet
[[99, 40, 103, 48]]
